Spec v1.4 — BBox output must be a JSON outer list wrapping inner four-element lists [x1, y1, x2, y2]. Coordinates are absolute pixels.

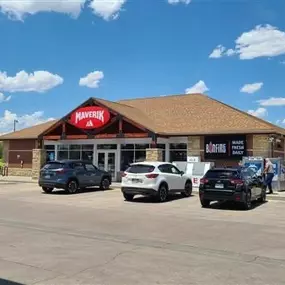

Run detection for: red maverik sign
[[69, 106, 110, 129]]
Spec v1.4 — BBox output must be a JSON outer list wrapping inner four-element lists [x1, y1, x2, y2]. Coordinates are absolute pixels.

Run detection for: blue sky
[[0, 0, 285, 134]]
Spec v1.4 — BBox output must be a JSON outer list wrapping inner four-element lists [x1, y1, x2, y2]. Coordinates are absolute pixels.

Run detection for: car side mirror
[[180, 171, 184, 176]]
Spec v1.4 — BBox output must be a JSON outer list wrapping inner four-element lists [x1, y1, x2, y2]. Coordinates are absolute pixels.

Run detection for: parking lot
[[1, 182, 285, 284]]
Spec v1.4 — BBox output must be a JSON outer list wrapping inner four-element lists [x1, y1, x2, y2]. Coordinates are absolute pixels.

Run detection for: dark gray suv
[[39, 160, 112, 194]]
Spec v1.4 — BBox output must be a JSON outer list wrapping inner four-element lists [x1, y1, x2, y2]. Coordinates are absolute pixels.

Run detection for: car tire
[[65, 180, 78, 194], [123, 193, 134, 201], [243, 190, 252, 210], [182, 181, 192, 197], [156, 184, 168, 203], [201, 199, 211, 208], [100, 177, 110, 190], [42, 187, 53, 194], [258, 189, 266, 203]]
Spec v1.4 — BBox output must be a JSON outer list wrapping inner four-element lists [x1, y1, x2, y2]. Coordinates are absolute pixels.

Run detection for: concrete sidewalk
[[1, 175, 285, 201]]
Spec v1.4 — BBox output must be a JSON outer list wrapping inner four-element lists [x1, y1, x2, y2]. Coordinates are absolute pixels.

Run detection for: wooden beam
[[124, 133, 149, 138], [66, 135, 88, 139], [43, 135, 61, 140], [119, 118, 123, 134]]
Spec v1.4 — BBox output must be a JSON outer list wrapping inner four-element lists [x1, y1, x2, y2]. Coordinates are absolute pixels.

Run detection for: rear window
[[126, 164, 155, 173], [43, 162, 65, 170], [205, 170, 239, 179]]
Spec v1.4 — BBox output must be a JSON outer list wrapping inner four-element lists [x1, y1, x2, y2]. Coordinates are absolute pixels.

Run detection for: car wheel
[[201, 199, 211, 208], [243, 190, 252, 210], [258, 189, 266, 203], [42, 187, 53, 194], [123, 193, 134, 201], [65, 180, 78, 194], [100, 177, 110, 190], [182, 181, 192, 197], [156, 184, 168, 202]]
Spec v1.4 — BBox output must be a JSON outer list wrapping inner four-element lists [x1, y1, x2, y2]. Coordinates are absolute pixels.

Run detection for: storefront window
[[121, 144, 135, 150], [169, 143, 187, 162], [44, 145, 55, 162], [121, 150, 134, 171], [56, 144, 94, 161], [157, 144, 166, 161]]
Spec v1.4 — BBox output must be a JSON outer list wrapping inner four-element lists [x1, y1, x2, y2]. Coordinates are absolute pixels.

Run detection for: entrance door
[[97, 151, 116, 180]]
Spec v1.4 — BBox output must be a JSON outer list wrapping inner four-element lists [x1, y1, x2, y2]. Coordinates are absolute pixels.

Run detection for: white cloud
[[0, 0, 85, 21], [240, 82, 263, 94], [0, 93, 11, 103], [248, 107, 267, 118], [168, 0, 191, 4], [0, 70, 63, 93], [258, 97, 285, 106], [185, 80, 209, 94], [89, 0, 126, 20], [79, 71, 104, 88], [209, 45, 226, 58], [0, 110, 54, 134], [211, 25, 285, 60]]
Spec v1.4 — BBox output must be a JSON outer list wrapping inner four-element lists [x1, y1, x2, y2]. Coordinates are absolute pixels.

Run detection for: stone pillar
[[252, 135, 270, 157], [32, 149, 46, 180], [3, 140, 9, 164], [146, 148, 163, 162], [187, 136, 201, 157]]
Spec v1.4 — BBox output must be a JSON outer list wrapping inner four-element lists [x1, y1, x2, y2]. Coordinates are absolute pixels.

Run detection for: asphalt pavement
[[0, 182, 285, 284]]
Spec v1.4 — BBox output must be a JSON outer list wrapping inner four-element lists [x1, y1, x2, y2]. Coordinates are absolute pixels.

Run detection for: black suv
[[39, 160, 112, 194], [199, 168, 266, 210]]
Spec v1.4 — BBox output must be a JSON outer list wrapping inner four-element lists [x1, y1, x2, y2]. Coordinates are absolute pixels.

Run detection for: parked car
[[199, 168, 266, 210], [39, 160, 112, 194], [121, 162, 192, 202]]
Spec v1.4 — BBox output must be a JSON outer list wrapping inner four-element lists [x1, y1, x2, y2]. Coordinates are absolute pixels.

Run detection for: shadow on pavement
[[128, 194, 194, 204], [208, 200, 268, 211], [0, 279, 24, 285], [42, 187, 116, 195]]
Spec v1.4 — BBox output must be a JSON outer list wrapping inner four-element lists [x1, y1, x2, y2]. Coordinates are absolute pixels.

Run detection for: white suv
[[121, 161, 192, 202]]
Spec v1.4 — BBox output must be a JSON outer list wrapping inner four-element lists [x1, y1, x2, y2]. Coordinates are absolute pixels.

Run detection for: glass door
[[97, 151, 116, 180]]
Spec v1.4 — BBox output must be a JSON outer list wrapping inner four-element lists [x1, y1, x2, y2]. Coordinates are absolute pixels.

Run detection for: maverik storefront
[[1, 94, 284, 179]]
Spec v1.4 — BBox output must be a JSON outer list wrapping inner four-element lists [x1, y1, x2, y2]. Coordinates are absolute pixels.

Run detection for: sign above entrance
[[69, 106, 111, 129]]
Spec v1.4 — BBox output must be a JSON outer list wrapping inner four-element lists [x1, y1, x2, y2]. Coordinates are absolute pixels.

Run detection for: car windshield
[[205, 170, 239, 179], [127, 164, 155, 173], [43, 162, 65, 170]]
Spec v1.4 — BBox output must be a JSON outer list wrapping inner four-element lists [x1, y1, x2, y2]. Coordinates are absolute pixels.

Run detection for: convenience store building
[[1, 93, 285, 181]]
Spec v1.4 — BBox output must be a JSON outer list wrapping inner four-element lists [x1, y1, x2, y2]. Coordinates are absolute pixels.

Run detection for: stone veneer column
[[187, 136, 201, 157], [252, 135, 270, 157], [146, 148, 163, 162], [32, 149, 46, 179]]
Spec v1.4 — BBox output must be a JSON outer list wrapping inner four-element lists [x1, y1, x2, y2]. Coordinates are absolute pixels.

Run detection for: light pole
[[13, 120, 18, 132]]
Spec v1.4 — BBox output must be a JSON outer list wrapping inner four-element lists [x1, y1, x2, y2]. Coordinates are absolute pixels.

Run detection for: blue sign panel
[[244, 161, 263, 176]]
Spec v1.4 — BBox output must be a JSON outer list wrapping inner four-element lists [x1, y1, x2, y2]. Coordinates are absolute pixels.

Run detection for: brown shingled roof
[[119, 93, 285, 135], [0, 120, 57, 140], [0, 93, 284, 140]]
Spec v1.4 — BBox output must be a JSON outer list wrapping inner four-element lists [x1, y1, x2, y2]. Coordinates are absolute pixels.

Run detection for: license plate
[[132, 179, 142, 183], [215, 183, 224, 189], [45, 175, 50, 179]]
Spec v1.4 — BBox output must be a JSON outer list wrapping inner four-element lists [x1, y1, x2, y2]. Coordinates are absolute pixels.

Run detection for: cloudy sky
[[0, 0, 285, 134]]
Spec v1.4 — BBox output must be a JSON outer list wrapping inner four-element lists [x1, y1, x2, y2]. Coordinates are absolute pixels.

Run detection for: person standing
[[264, 158, 275, 194]]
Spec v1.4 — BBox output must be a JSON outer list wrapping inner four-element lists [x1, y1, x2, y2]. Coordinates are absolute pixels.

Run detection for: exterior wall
[[252, 135, 270, 157], [146, 148, 163, 161], [8, 168, 32, 177], [8, 139, 36, 168], [32, 149, 46, 179]]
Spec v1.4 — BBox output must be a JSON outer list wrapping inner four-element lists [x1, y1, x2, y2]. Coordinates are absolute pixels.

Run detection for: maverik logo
[[205, 141, 227, 154], [70, 106, 110, 129], [75, 110, 105, 124]]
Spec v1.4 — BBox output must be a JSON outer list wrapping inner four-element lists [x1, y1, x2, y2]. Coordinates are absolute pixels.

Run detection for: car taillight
[[121, 172, 127, 177], [56, 168, 66, 174], [230, 179, 243, 186], [200, 178, 208, 184], [145, 173, 159, 179]]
